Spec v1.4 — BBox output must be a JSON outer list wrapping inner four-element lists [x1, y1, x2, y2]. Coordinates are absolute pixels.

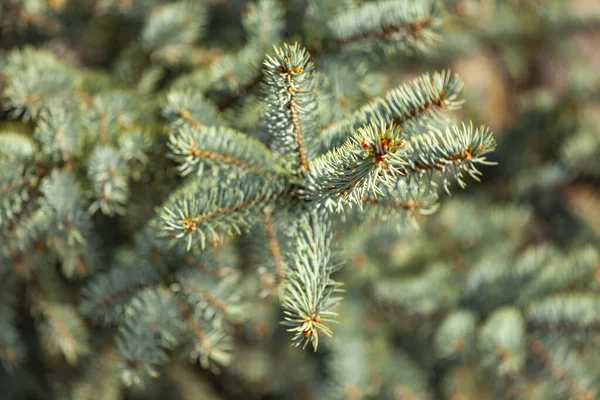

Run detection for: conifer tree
[[0, 1, 496, 396], [3, 0, 597, 399]]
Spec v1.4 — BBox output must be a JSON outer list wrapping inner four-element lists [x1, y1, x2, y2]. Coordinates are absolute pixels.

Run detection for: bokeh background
[[1, 1, 600, 399]]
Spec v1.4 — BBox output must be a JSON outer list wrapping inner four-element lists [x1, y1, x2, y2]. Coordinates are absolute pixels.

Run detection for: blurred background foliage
[[1, 0, 600, 399]]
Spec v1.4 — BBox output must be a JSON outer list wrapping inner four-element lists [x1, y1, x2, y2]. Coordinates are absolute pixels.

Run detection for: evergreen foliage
[[0, 0, 599, 399]]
